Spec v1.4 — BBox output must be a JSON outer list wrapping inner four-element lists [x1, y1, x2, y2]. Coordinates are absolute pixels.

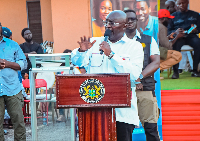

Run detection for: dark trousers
[[173, 34, 200, 72], [116, 121, 135, 141], [144, 122, 160, 141], [0, 91, 26, 141]]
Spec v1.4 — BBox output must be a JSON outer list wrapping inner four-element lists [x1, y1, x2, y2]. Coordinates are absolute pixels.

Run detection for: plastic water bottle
[[43, 112, 47, 125]]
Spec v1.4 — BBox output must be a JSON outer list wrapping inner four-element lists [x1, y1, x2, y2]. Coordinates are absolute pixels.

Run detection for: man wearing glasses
[[72, 10, 144, 141], [124, 9, 160, 141]]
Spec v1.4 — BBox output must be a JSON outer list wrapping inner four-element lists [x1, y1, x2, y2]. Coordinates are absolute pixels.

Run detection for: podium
[[56, 73, 132, 141]]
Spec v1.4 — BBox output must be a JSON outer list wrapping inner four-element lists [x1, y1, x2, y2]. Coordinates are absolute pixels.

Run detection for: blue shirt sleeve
[[14, 42, 27, 71]]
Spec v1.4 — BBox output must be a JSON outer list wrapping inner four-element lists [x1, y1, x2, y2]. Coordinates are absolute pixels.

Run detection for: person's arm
[[195, 12, 200, 33], [36, 45, 44, 54], [0, 59, 20, 70], [100, 41, 144, 82], [159, 25, 173, 50], [135, 54, 160, 90], [170, 28, 185, 44], [71, 36, 96, 68], [1, 43, 27, 70], [136, 37, 160, 90], [141, 37, 160, 78], [141, 55, 160, 78], [167, 18, 176, 35]]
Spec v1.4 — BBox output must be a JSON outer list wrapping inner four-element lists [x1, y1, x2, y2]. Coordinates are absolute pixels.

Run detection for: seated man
[[158, 9, 183, 72], [168, 0, 200, 78], [20, 28, 43, 79]]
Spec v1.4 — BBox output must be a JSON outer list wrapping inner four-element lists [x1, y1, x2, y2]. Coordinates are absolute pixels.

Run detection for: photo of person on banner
[[92, 0, 113, 37]]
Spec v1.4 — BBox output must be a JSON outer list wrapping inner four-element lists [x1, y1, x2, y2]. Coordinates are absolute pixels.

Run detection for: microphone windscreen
[[104, 29, 112, 37]]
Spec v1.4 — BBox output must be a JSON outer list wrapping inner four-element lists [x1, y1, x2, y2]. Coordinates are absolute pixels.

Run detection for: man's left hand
[[135, 78, 143, 90], [99, 41, 111, 56], [136, 83, 143, 90], [0, 59, 6, 69]]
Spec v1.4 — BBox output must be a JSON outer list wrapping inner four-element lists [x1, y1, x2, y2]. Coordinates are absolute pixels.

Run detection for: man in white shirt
[[72, 10, 144, 141], [124, 9, 160, 141]]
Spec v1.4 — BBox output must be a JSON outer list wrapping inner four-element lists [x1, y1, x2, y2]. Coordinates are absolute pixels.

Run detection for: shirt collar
[[0, 37, 5, 44], [108, 33, 129, 44], [145, 15, 152, 30], [135, 29, 141, 39]]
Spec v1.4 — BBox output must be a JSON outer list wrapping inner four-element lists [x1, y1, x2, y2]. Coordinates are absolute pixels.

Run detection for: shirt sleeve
[[150, 37, 160, 56], [196, 13, 200, 33], [110, 41, 144, 82], [168, 18, 176, 35], [15, 43, 27, 71], [159, 25, 173, 50], [71, 48, 92, 73]]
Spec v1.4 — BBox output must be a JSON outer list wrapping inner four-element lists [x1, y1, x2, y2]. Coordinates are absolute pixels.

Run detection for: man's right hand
[[77, 36, 96, 52], [175, 28, 185, 38], [0, 59, 5, 69]]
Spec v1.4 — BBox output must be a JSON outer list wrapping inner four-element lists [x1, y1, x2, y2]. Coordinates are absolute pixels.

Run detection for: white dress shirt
[[71, 34, 144, 125], [133, 30, 160, 56]]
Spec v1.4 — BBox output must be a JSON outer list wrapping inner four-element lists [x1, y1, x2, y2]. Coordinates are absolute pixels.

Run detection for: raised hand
[[77, 36, 96, 52]]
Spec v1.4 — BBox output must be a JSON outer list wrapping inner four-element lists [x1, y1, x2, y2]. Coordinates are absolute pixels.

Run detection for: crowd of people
[[161, 0, 200, 78], [0, 0, 200, 141]]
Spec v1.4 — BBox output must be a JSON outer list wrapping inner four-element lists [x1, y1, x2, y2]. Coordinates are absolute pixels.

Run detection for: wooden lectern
[[56, 73, 132, 141]]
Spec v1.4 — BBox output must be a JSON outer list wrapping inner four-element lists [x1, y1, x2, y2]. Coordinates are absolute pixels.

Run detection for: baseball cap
[[158, 9, 175, 19], [2, 27, 12, 38]]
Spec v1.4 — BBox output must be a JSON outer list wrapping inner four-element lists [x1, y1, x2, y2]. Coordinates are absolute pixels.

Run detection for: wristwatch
[[108, 51, 115, 60], [139, 74, 143, 80]]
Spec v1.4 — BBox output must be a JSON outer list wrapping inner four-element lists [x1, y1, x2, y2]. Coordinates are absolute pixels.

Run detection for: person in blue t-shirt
[[135, 0, 159, 42], [0, 23, 27, 140]]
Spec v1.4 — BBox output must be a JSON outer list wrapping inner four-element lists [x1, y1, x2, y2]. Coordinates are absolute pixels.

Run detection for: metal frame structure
[[28, 54, 76, 141]]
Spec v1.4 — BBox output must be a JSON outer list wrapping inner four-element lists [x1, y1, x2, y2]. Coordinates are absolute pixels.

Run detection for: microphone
[[100, 29, 112, 55]]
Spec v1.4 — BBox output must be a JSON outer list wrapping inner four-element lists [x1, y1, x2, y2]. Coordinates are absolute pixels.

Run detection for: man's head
[[176, 0, 189, 12], [104, 10, 127, 42], [63, 49, 72, 53], [21, 28, 32, 43], [158, 9, 175, 27], [99, 0, 112, 21], [165, 0, 176, 14], [124, 10, 138, 32], [135, 0, 151, 24], [2, 27, 12, 39]]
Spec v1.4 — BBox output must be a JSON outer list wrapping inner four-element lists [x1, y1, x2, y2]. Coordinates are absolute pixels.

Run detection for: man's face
[[165, 1, 176, 14], [135, 1, 150, 23], [23, 30, 32, 42], [162, 17, 169, 27], [126, 12, 137, 31], [99, 0, 112, 21], [105, 12, 126, 41], [176, 0, 188, 12]]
